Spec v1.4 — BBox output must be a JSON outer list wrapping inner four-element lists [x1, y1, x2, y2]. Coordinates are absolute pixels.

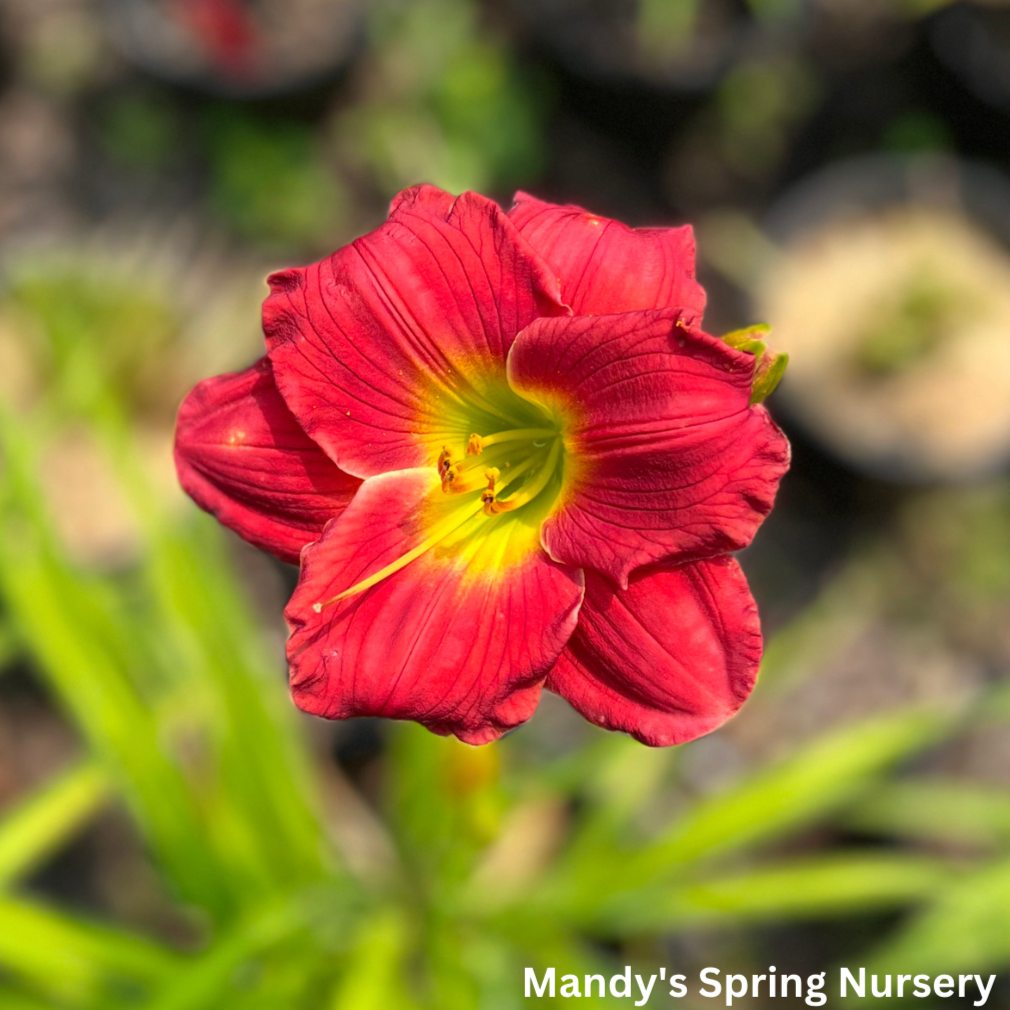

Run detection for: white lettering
[[840, 968, 865, 998], [669, 975, 688, 998], [781, 975, 803, 997], [699, 968, 722, 998], [871, 975, 892, 998], [560, 975, 580, 998], [975, 975, 996, 1007], [526, 967, 554, 998], [635, 974, 656, 1006], [725, 975, 748, 1006], [611, 966, 631, 999], [806, 973, 827, 1007]]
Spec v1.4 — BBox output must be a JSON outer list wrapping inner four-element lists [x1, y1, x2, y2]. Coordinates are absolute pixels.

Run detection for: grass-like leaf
[[0, 895, 177, 1007], [0, 762, 111, 888]]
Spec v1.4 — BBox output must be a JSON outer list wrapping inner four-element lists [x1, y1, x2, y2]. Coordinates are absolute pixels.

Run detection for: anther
[[480, 467, 500, 514], [466, 433, 483, 456], [441, 464, 460, 493], [442, 463, 488, 495]]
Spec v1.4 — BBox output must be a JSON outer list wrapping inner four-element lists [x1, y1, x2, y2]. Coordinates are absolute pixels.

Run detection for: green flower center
[[312, 381, 568, 612]]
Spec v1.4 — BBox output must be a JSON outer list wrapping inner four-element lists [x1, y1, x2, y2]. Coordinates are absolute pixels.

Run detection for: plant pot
[[754, 154, 1010, 482], [100, 0, 364, 98], [506, 0, 804, 92]]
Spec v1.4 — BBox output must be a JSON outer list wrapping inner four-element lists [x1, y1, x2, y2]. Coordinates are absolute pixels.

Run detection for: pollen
[[466, 433, 484, 456], [312, 435, 562, 612], [441, 464, 460, 492], [480, 467, 500, 513]]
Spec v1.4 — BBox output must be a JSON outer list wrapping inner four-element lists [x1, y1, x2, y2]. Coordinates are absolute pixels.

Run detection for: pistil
[[312, 428, 564, 612], [312, 496, 486, 611]]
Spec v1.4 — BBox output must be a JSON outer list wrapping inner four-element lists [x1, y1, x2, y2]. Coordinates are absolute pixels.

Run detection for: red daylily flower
[[175, 186, 789, 746]]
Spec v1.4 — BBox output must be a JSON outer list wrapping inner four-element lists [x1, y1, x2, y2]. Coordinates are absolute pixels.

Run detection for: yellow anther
[[312, 439, 563, 612], [480, 467, 501, 512], [443, 465, 481, 495], [466, 433, 484, 456]]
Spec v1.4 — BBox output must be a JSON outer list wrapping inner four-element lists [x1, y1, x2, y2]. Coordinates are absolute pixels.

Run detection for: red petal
[[547, 557, 761, 746], [285, 469, 584, 744], [174, 358, 361, 564], [509, 192, 706, 321], [263, 185, 568, 480], [508, 310, 790, 587]]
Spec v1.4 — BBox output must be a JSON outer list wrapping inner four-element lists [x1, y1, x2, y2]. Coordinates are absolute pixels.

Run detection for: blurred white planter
[[754, 155, 1010, 483]]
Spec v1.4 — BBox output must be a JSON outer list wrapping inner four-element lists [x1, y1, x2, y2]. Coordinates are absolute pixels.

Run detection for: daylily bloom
[[175, 186, 789, 745]]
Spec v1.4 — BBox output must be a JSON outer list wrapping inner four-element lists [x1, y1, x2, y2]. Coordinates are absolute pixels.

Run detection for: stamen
[[485, 438, 562, 516], [441, 464, 486, 495], [313, 428, 564, 612], [440, 442, 514, 495], [480, 467, 500, 508]]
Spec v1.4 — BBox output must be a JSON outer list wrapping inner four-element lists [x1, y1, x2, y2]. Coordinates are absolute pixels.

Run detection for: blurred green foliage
[[202, 110, 347, 251], [97, 93, 182, 172], [2, 265, 1010, 1007], [5, 266, 181, 419], [332, 0, 547, 199]]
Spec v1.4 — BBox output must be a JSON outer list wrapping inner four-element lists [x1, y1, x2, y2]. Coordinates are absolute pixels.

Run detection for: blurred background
[[1, 0, 1010, 1006]]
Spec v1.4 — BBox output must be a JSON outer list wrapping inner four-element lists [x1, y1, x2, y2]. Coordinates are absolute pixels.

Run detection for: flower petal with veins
[[510, 192, 705, 321], [547, 557, 761, 747], [174, 358, 360, 564], [263, 185, 568, 480], [508, 309, 790, 587], [286, 469, 584, 744]]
